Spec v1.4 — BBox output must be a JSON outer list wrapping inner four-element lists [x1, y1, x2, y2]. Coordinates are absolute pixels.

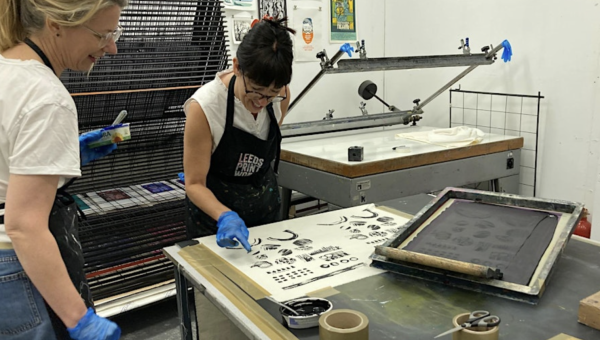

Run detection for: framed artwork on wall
[[259, 0, 287, 20], [232, 17, 253, 44], [330, 0, 356, 42], [223, 0, 255, 10]]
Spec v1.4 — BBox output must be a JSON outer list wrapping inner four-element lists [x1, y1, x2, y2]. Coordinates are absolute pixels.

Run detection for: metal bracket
[[459, 38, 471, 55], [356, 39, 367, 60], [317, 50, 331, 70], [323, 109, 335, 120], [359, 102, 368, 116]]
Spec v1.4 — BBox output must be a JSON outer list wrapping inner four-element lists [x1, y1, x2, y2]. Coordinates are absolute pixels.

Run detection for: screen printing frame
[[370, 187, 584, 304]]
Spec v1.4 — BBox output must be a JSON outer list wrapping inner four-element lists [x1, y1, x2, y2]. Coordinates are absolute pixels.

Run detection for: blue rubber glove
[[339, 42, 355, 57], [79, 130, 117, 166], [216, 211, 252, 252], [67, 307, 121, 340], [501, 39, 512, 62]]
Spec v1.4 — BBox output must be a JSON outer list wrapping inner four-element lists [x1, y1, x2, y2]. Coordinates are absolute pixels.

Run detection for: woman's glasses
[[242, 73, 287, 103], [83, 24, 123, 47]]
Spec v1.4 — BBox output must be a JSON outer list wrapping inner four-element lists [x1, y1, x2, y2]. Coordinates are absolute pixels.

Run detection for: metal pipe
[[329, 48, 347, 66], [288, 49, 346, 112], [287, 70, 326, 112], [280, 111, 414, 138], [414, 42, 506, 113], [330, 53, 494, 73], [414, 65, 478, 112]]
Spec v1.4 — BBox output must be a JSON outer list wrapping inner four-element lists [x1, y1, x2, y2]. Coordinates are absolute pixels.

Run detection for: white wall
[[285, 0, 386, 123], [223, 1, 600, 241], [382, 0, 600, 241]]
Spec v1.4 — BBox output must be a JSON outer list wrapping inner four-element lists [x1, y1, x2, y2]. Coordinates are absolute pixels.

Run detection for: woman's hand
[[79, 130, 117, 166]]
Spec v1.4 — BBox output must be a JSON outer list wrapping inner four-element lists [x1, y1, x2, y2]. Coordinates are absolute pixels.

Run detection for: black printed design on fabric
[[186, 75, 282, 239]]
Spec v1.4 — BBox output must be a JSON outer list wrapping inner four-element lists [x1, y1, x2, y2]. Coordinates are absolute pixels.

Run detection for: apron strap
[[23, 38, 55, 72], [56, 178, 87, 221], [0, 177, 83, 219], [226, 74, 237, 128], [59, 177, 77, 191], [265, 103, 282, 174]]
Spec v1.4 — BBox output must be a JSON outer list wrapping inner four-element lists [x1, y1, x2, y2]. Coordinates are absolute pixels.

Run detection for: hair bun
[[259, 16, 296, 35]]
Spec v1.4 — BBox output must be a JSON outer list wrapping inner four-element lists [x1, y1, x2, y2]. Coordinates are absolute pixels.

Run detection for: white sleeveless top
[[184, 69, 283, 153]]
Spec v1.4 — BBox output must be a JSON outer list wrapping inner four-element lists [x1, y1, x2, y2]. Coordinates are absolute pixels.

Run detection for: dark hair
[[236, 17, 296, 88]]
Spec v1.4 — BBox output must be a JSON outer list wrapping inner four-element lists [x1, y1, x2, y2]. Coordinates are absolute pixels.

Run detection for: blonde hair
[[0, 0, 128, 52]]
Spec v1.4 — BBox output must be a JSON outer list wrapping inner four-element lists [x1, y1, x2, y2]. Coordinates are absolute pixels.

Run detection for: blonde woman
[[0, 0, 127, 339]]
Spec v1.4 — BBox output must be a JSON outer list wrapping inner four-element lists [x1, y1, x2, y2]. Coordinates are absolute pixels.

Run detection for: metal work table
[[279, 125, 524, 211], [163, 194, 600, 340]]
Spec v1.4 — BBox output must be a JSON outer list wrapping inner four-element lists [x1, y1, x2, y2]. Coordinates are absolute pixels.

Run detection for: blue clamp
[[339, 43, 355, 57], [465, 37, 470, 48], [501, 40, 512, 62]]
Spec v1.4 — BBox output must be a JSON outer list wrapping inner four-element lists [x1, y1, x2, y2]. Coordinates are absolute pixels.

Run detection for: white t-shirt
[[184, 69, 283, 153], [0, 54, 81, 243]]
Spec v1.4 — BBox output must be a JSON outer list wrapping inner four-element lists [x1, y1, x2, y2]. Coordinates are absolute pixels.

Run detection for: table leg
[[175, 266, 193, 340], [280, 186, 292, 220], [492, 179, 500, 192]]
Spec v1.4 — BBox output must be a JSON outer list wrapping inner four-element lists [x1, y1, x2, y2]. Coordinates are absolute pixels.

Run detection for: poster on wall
[[293, 7, 322, 62], [232, 17, 253, 44], [259, 0, 287, 20], [223, 0, 255, 10], [330, 0, 356, 42]]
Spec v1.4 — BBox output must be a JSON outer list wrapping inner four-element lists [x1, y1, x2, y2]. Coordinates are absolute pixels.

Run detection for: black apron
[[8, 38, 93, 339], [185, 75, 282, 239], [0, 183, 91, 339]]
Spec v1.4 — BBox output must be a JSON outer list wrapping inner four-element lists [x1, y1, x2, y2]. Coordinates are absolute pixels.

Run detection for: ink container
[[88, 123, 131, 148], [280, 298, 333, 329]]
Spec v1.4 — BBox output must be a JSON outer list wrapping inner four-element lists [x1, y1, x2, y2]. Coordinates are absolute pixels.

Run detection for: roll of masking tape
[[319, 309, 369, 340], [451, 313, 499, 340]]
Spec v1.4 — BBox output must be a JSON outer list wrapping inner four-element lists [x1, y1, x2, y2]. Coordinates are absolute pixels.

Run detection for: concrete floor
[[112, 297, 185, 340], [112, 289, 249, 340]]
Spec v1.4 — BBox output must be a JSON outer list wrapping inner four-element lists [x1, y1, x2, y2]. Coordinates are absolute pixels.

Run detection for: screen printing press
[[279, 125, 523, 211], [163, 192, 600, 340], [278, 38, 521, 212]]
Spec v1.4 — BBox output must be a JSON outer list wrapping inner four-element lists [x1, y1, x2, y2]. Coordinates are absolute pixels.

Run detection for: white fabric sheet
[[396, 126, 485, 148]]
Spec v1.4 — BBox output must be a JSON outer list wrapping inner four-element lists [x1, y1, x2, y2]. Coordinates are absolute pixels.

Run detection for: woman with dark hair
[[183, 17, 295, 251]]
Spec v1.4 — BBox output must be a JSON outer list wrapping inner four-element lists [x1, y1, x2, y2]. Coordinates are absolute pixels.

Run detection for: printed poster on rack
[[329, 0, 356, 42], [293, 7, 322, 62]]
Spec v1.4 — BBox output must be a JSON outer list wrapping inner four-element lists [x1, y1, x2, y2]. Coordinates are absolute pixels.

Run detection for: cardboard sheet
[[196, 204, 409, 301]]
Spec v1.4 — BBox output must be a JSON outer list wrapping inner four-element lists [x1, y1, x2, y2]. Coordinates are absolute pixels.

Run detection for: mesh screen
[[60, 0, 229, 93]]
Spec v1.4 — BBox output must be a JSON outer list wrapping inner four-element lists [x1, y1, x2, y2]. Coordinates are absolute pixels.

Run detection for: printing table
[[163, 194, 600, 340], [279, 125, 524, 213]]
